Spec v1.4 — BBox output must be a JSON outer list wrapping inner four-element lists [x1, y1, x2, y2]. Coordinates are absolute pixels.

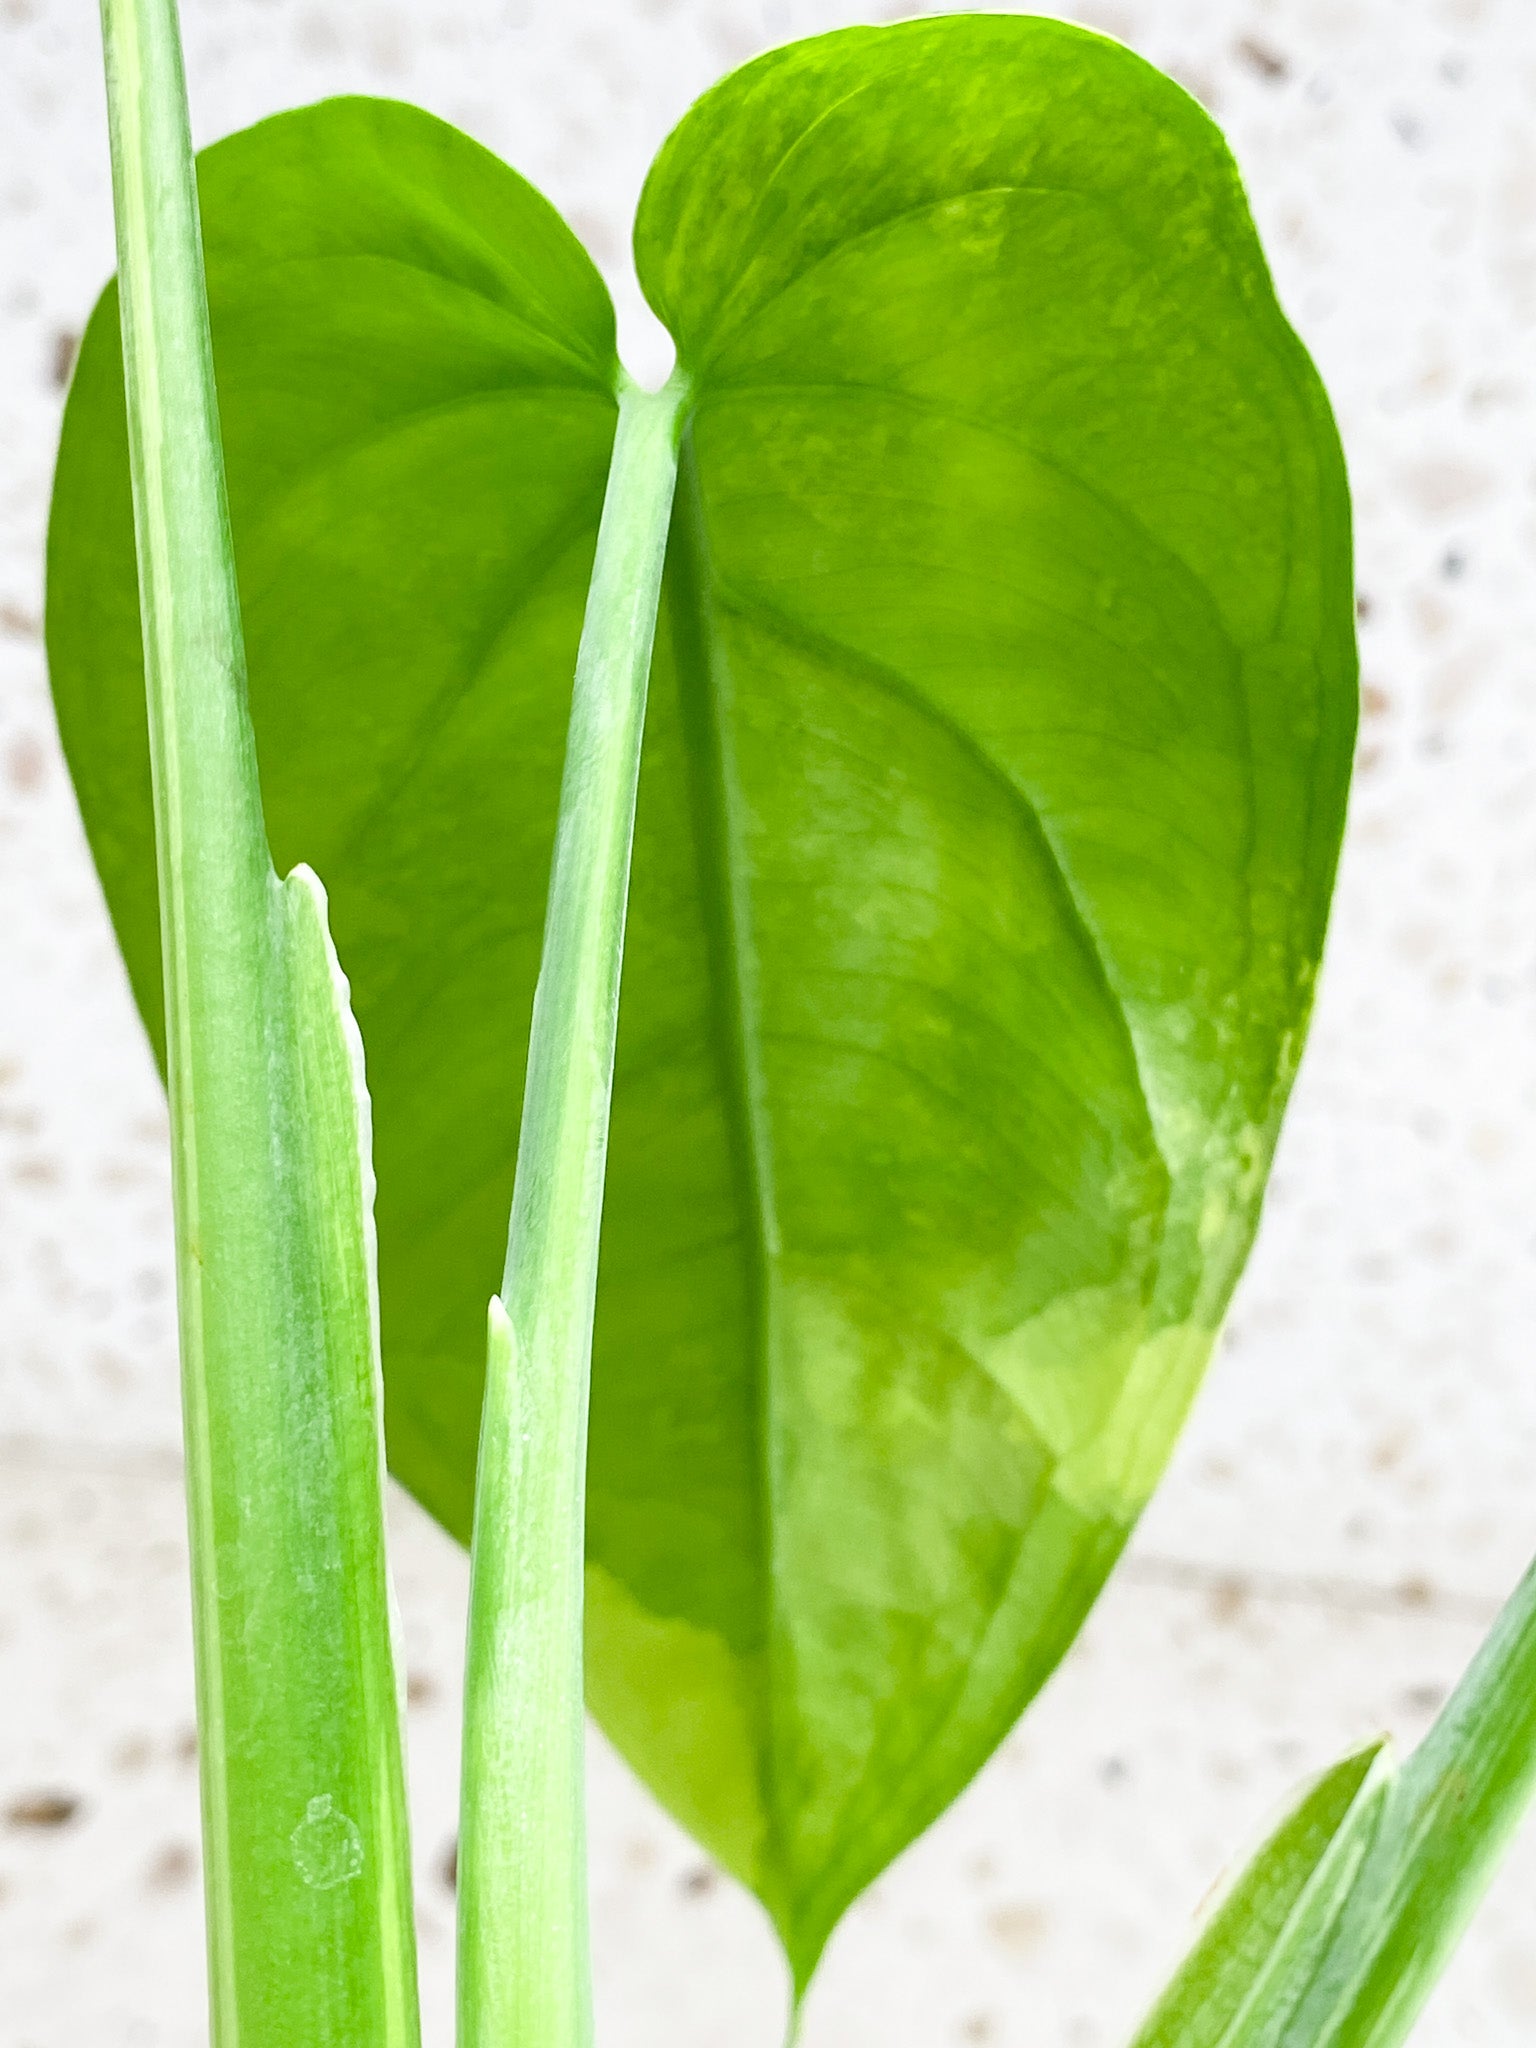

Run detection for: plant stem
[[458, 369, 691, 2048], [99, 3, 419, 2041]]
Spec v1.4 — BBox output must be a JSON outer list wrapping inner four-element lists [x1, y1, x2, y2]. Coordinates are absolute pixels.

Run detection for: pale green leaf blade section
[[92, 5, 417, 2042], [1130, 1742, 1393, 2048], [617, 15, 1356, 1978]]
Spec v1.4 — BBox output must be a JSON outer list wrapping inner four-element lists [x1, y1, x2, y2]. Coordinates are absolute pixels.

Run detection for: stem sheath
[[100, 4, 418, 2041], [459, 370, 690, 2048]]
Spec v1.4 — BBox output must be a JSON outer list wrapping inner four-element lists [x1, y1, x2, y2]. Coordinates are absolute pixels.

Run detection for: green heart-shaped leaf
[[47, 18, 1355, 1983]]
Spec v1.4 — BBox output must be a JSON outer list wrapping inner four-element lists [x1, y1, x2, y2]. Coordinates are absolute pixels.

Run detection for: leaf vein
[[714, 584, 1172, 1196]]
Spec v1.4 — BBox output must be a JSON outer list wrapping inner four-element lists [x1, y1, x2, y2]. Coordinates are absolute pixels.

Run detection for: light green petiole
[[98, 2, 419, 2042], [458, 369, 691, 2048]]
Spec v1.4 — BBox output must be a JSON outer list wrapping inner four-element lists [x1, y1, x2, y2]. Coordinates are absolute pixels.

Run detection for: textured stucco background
[[4, 0, 1536, 2043]]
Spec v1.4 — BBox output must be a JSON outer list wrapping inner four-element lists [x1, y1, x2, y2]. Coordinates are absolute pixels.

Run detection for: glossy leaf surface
[[603, 17, 1355, 1974], [48, 17, 1355, 1984]]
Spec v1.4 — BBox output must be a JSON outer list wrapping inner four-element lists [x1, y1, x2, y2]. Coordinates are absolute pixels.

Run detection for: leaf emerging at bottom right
[[1131, 1551, 1536, 2048]]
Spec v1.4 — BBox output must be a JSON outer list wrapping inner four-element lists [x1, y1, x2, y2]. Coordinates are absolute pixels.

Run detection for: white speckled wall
[[3, 2, 1535, 2043]]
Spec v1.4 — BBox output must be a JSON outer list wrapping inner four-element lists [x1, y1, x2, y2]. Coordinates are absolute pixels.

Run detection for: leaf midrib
[[665, 436, 787, 1896], [664, 426, 1177, 1915]]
